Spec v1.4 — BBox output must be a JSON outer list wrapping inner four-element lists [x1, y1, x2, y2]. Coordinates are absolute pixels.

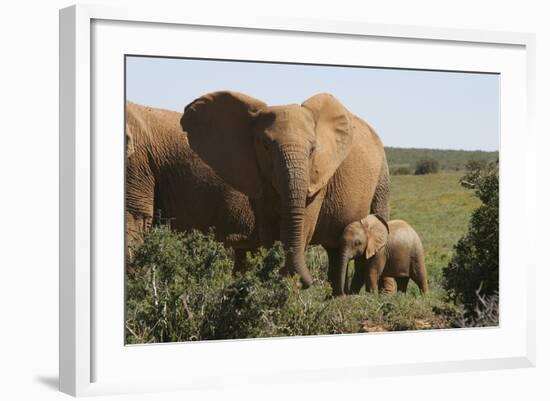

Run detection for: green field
[[386, 147, 498, 171]]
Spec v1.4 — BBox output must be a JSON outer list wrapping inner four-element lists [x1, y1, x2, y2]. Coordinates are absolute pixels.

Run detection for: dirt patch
[[360, 316, 451, 333], [360, 320, 387, 333]]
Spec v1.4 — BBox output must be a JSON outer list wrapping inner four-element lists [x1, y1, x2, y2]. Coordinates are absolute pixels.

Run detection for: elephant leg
[[380, 277, 397, 294], [349, 258, 366, 294], [366, 268, 379, 293], [125, 211, 153, 261], [256, 190, 279, 248], [326, 248, 342, 296], [232, 248, 248, 275], [361, 255, 385, 293], [410, 257, 429, 294], [396, 277, 409, 293]]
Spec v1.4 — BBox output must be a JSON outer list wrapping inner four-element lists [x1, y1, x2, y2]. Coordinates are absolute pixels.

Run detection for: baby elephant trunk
[[334, 250, 352, 296]]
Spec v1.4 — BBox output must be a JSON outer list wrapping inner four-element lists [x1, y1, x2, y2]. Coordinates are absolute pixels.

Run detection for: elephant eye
[[353, 240, 361, 247], [309, 144, 316, 156]]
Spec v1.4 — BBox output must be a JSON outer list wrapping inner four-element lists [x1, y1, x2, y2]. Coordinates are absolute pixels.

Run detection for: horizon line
[[385, 146, 499, 153]]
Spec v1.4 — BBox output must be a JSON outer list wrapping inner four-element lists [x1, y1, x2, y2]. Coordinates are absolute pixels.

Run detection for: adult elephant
[[125, 101, 257, 270], [181, 91, 389, 289]]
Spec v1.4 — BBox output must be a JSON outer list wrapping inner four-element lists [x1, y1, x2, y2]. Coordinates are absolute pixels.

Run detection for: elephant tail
[[370, 154, 390, 222], [410, 241, 428, 294]]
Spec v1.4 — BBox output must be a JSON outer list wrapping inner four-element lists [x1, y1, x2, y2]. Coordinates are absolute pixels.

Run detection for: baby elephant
[[335, 216, 428, 296]]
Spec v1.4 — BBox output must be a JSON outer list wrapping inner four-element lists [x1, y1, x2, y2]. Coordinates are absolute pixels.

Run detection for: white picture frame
[[59, 4, 536, 397]]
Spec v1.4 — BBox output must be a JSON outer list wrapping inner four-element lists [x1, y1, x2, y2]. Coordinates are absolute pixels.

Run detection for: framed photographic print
[[59, 4, 536, 397]]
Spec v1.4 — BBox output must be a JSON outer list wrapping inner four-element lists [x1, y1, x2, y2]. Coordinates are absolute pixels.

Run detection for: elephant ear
[[360, 214, 389, 259], [125, 122, 135, 157], [302, 93, 353, 197], [181, 91, 267, 198], [125, 102, 146, 158]]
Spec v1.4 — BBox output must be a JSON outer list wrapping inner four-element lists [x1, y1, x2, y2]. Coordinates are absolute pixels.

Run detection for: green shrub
[[202, 243, 291, 339], [390, 166, 412, 175], [126, 229, 465, 343], [443, 161, 499, 321], [463, 159, 488, 173], [126, 227, 233, 343], [415, 158, 439, 175]]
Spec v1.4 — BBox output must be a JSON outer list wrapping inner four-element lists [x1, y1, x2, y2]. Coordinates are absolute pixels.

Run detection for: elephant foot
[[278, 265, 291, 277], [300, 277, 313, 289]]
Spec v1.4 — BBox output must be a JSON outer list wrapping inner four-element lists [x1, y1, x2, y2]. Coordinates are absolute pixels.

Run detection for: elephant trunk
[[335, 250, 351, 296], [276, 144, 313, 288]]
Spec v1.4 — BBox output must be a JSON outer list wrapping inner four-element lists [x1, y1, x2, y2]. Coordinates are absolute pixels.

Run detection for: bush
[[390, 166, 412, 175], [126, 226, 233, 343], [414, 159, 439, 175], [453, 293, 499, 328], [202, 243, 291, 339], [443, 161, 499, 320], [463, 159, 488, 173], [126, 229, 464, 343]]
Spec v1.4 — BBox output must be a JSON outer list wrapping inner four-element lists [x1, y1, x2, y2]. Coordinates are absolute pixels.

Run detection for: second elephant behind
[[337, 216, 428, 296], [126, 101, 258, 270]]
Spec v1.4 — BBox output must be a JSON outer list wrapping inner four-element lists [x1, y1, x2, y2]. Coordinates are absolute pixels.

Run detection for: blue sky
[[126, 56, 499, 151]]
